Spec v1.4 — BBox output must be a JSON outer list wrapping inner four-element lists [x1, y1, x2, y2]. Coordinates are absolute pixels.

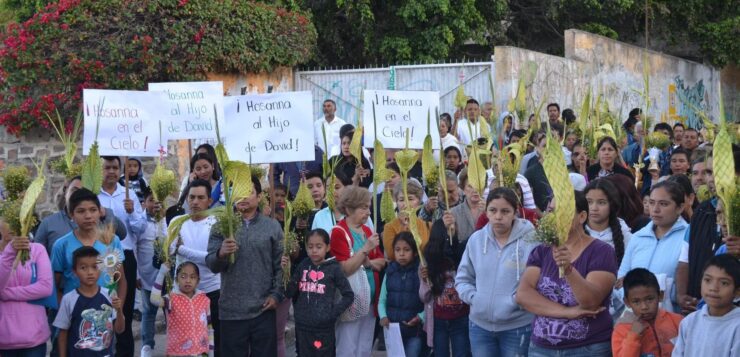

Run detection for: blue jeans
[[403, 335, 424, 357], [469, 321, 531, 357], [527, 341, 611, 357], [140, 289, 157, 348], [0, 343, 47, 357], [434, 316, 472, 357]]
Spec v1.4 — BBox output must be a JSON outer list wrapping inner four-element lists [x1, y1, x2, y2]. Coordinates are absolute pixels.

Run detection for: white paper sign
[[383, 323, 406, 357], [363, 90, 441, 149], [223, 92, 314, 164], [82, 89, 167, 157], [148, 81, 225, 140]]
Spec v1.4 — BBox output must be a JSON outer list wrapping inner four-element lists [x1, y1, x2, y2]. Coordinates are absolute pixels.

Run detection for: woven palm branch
[[406, 207, 426, 266], [350, 121, 364, 168], [81, 142, 103, 195], [282, 201, 298, 286], [645, 132, 672, 150], [712, 85, 737, 236], [380, 188, 395, 223], [150, 163, 178, 205], [454, 84, 467, 109], [222, 160, 253, 204], [292, 180, 314, 218], [422, 112, 439, 196], [1, 166, 30, 201], [12, 158, 46, 267], [542, 127, 576, 276]]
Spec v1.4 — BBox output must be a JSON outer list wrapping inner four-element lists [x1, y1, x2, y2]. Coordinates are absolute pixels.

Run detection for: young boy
[[672, 255, 740, 356], [53, 246, 125, 357], [135, 188, 167, 357], [51, 188, 127, 300], [612, 268, 683, 356]]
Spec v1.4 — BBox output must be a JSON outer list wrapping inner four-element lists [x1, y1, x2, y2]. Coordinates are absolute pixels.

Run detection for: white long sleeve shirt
[[173, 215, 220, 293], [98, 184, 147, 251]]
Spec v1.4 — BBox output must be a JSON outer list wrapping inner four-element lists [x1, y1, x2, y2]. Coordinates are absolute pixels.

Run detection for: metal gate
[[294, 61, 495, 125]]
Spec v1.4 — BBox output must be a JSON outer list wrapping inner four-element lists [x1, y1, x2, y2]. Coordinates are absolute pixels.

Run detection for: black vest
[[687, 200, 722, 298]]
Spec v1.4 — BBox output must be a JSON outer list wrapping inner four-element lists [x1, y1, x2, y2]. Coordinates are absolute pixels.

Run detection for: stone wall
[[0, 127, 181, 218], [0, 67, 294, 218]]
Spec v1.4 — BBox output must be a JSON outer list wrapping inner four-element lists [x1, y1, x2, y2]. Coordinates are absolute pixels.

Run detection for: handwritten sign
[[362, 90, 441, 149], [82, 89, 167, 157], [223, 92, 314, 164], [148, 81, 225, 140]]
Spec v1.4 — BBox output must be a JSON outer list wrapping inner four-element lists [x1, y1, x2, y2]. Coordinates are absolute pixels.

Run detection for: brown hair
[[337, 186, 372, 216]]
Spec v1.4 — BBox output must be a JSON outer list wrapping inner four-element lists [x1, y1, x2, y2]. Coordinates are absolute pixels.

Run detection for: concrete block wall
[[494, 29, 727, 127]]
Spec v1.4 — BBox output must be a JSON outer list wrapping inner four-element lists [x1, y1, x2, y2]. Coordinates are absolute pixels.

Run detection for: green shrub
[[0, 0, 316, 135]]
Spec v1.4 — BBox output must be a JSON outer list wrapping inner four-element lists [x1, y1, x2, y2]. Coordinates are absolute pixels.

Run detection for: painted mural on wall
[[673, 76, 707, 129]]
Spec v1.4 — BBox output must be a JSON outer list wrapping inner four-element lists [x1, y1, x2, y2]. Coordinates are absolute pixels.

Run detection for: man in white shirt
[[313, 99, 346, 156], [173, 179, 222, 356], [98, 156, 147, 357], [456, 98, 491, 146]]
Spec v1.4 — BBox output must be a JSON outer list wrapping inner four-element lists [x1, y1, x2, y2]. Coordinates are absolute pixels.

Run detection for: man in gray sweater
[[206, 176, 284, 356]]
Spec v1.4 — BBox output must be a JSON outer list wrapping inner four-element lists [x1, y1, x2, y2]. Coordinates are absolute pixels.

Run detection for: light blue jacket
[[617, 218, 689, 304], [455, 219, 538, 332]]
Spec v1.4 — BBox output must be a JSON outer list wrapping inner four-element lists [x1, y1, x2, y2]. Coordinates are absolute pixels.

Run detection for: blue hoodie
[[617, 218, 689, 306], [455, 218, 538, 332]]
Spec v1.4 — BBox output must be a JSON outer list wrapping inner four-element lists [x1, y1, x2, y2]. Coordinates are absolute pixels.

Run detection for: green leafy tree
[[301, 0, 488, 65]]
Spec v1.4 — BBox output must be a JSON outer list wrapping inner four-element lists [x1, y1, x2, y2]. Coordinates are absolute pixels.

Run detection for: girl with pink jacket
[[0, 228, 53, 356]]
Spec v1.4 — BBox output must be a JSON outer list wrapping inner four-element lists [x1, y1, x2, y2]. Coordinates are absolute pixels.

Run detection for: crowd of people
[[0, 97, 739, 357]]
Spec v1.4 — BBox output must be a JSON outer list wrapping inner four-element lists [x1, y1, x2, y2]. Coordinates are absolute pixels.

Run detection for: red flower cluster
[[0, 0, 316, 136]]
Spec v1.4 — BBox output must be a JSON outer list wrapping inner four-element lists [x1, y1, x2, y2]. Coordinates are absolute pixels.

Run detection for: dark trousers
[[206, 290, 222, 357], [220, 310, 277, 357], [115, 249, 137, 357], [297, 328, 336, 357], [0, 343, 47, 357]]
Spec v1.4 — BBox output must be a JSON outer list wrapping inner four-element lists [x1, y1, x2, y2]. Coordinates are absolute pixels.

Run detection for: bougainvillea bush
[[0, 0, 317, 135]]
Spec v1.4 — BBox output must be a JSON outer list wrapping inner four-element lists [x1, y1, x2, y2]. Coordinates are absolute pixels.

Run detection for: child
[[118, 157, 149, 203], [286, 229, 354, 357], [379, 232, 425, 357], [672, 255, 740, 356], [135, 187, 167, 357], [53, 246, 124, 357], [612, 268, 683, 356], [151, 261, 214, 357], [51, 188, 126, 299], [420, 212, 471, 356]]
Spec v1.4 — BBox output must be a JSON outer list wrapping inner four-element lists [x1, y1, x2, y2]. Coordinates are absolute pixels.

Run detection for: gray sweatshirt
[[672, 305, 740, 356], [205, 212, 284, 321], [455, 218, 538, 332]]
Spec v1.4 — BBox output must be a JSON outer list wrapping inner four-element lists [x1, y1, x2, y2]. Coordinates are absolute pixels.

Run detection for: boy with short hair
[[52, 188, 127, 300], [53, 246, 125, 357], [613, 268, 683, 356], [672, 255, 740, 356]]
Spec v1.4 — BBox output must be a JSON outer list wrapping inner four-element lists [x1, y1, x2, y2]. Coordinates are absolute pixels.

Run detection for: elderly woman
[[516, 191, 618, 356], [330, 186, 386, 357]]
